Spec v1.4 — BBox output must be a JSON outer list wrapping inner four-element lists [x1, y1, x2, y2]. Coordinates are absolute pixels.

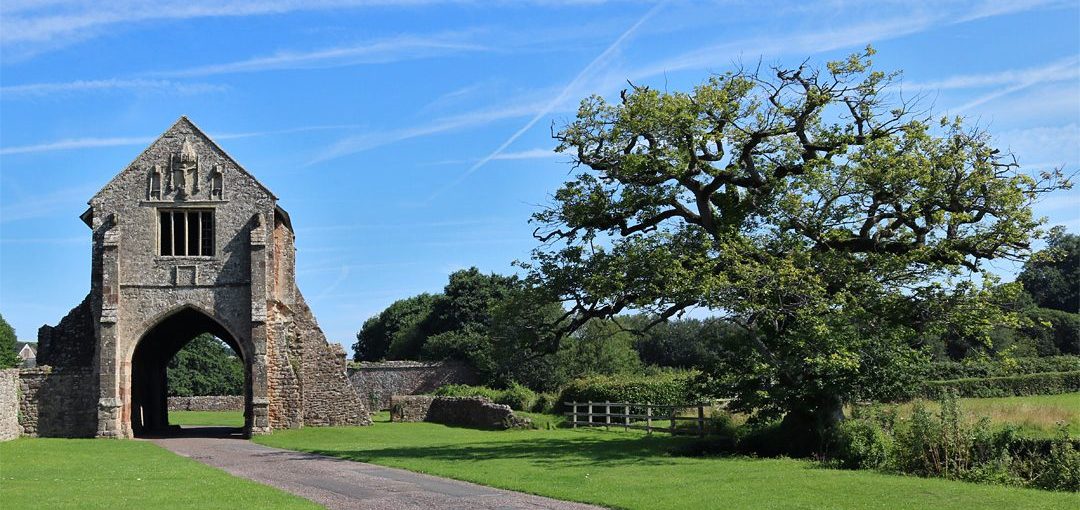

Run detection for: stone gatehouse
[[31, 117, 369, 438]]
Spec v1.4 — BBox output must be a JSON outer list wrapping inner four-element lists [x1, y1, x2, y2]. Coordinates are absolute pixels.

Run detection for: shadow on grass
[[303, 433, 701, 469]]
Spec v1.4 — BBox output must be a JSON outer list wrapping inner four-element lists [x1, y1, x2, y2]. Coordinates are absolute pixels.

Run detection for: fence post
[[572, 402, 578, 428], [587, 403, 593, 426], [670, 407, 676, 434], [623, 404, 629, 431], [646, 404, 652, 434], [605, 403, 611, 428], [698, 405, 705, 437]]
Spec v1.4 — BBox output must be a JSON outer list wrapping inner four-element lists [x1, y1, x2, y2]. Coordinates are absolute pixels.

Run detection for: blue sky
[[1, 0, 1078, 354]]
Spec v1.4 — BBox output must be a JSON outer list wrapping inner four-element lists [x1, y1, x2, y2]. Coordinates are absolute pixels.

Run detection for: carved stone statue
[[172, 137, 199, 198]]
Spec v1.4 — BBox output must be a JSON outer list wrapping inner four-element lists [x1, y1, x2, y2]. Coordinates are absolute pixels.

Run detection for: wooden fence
[[564, 402, 709, 436]]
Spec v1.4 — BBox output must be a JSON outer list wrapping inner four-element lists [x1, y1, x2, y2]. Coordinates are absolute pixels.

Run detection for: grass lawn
[[0, 438, 318, 510], [169, 410, 245, 427], [892, 392, 1080, 438], [255, 414, 1079, 510]]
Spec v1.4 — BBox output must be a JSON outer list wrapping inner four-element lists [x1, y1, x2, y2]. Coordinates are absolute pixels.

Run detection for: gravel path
[[151, 429, 605, 510]]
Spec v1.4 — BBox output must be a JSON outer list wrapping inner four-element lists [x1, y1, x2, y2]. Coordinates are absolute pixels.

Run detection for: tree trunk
[[779, 395, 845, 457]]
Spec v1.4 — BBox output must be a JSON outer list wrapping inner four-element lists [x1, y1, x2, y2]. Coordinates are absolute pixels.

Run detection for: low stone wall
[[0, 369, 19, 441], [19, 366, 97, 438], [349, 361, 476, 411], [167, 395, 244, 411], [390, 395, 530, 430]]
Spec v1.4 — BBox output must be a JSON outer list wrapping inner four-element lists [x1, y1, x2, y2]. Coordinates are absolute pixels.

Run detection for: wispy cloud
[[305, 99, 548, 165], [0, 124, 366, 156], [954, 57, 1080, 112], [154, 34, 488, 77], [0, 78, 226, 99], [0, 0, 613, 57], [427, 1, 668, 200], [0, 184, 97, 223], [0, 136, 156, 155], [899, 56, 1080, 92]]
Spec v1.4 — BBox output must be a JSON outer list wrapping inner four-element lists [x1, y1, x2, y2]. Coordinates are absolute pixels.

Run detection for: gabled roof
[[14, 342, 36, 356], [88, 116, 279, 203]]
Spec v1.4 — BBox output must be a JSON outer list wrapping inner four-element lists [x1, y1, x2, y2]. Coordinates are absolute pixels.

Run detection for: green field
[[0, 439, 318, 510], [892, 392, 1080, 438], [255, 413, 1079, 510], [169, 410, 245, 427]]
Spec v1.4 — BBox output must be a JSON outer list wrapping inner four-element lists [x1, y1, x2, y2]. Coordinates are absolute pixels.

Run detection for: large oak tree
[[521, 48, 1069, 441]]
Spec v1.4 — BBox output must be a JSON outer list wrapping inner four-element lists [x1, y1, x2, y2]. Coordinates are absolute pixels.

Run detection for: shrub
[[494, 382, 537, 412], [432, 384, 500, 401], [832, 417, 892, 469], [923, 371, 1080, 398], [431, 383, 536, 412], [558, 370, 700, 407], [532, 392, 559, 414], [924, 356, 1080, 380]]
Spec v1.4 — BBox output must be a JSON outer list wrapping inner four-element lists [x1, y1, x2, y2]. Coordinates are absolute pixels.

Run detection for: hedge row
[[923, 371, 1080, 398], [924, 356, 1080, 381], [557, 371, 699, 408]]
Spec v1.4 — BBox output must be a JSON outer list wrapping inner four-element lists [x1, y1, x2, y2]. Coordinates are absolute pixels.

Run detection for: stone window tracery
[[159, 209, 214, 256]]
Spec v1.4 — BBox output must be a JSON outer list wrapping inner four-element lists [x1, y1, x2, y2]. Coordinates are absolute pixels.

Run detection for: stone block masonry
[[349, 361, 476, 410], [390, 395, 530, 430], [17, 367, 97, 437], [0, 369, 18, 441], [168, 395, 244, 411]]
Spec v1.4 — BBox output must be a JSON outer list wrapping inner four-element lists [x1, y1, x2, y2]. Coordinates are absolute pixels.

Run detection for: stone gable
[[25, 117, 370, 438]]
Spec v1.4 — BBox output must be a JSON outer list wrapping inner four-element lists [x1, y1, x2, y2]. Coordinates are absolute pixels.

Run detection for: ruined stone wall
[[390, 395, 529, 429], [389, 395, 434, 422], [349, 361, 476, 410], [0, 369, 19, 441], [37, 296, 95, 369], [167, 395, 244, 411], [294, 295, 370, 427], [18, 367, 97, 437]]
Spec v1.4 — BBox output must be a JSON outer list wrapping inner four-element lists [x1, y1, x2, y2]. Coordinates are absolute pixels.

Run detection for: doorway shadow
[[140, 425, 247, 439]]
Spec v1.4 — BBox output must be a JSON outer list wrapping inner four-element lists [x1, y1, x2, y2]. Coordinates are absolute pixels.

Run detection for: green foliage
[[631, 317, 746, 369], [1022, 307, 1080, 355], [0, 313, 20, 369], [924, 371, 1080, 398], [431, 383, 537, 411], [830, 395, 1080, 491], [924, 355, 1080, 380], [167, 333, 244, 396], [523, 47, 1070, 437], [353, 293, 437, 361], [1018, 228, 1079, 313], [558, 370, 699, 408]]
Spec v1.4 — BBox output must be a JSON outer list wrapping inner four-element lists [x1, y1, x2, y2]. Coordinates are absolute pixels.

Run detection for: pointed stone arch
[[127, 305, 253, 436]]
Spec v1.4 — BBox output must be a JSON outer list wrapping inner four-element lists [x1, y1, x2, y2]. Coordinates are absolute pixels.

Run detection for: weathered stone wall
[[294, 295, 370, 427], [390, 395, 530, 430], [167, 395, 244, 411], [349, 361, 476, 410], [18, 367, 97, 437], [37, 296, 95, 369], [389, 395, 435, 422], [0, 369, 19, 441]]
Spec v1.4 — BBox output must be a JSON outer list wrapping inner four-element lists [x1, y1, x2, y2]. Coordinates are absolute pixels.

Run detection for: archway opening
[[130, 307, 251, 437]]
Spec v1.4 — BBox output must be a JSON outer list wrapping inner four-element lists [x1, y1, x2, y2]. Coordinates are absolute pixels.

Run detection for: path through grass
[[255, 414, 1079, 510], [0, 438, 319, 510]]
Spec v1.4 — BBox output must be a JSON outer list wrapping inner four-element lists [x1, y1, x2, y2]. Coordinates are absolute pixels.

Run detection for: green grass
[[254, 418, 1079, 509], [0, 438, 319, 510], [169, 410, 245, 427], [893, 392, 1080, 438]]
